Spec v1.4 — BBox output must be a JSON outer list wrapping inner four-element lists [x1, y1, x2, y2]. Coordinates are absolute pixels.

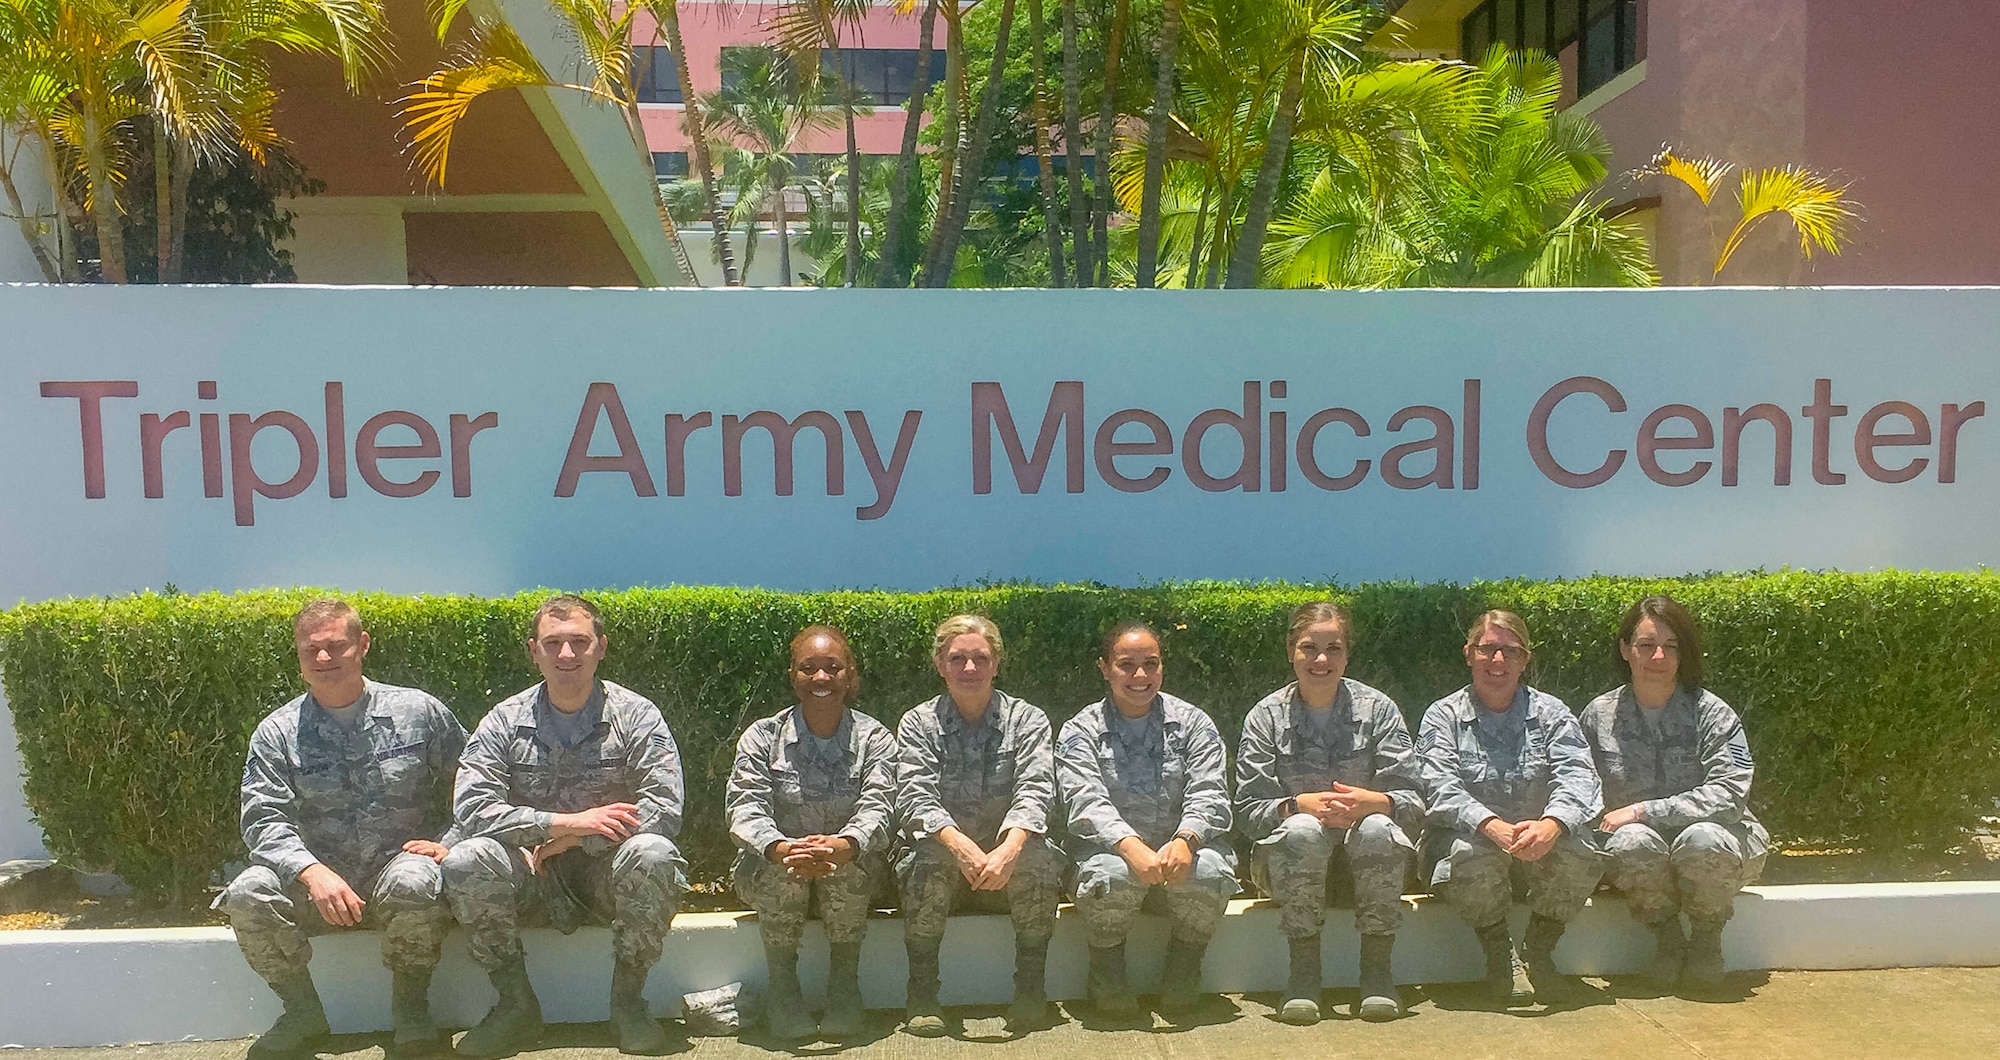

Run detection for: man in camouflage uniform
[[726, 627, 898, 1043], [442, 595, 687, 1057], [1059, 625, 1237, 1020], [895, 615, 1062, 1035], [1235, 627, 1423, 1024], [1582, 682, 1768, 990], [214, 598, 466, 1058]]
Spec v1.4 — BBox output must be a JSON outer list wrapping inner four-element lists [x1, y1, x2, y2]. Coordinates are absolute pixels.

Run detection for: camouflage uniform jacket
[[1417, 686, 1602, 836], [241, 679, 467, 885], [1234, 680, 1426, 843], [726, 705, 899, 857], [1058, 693, 1233, 859], [1579, 685, 1768, 850], [453, 680, 684, 853], [896, 691, 1055, 846]]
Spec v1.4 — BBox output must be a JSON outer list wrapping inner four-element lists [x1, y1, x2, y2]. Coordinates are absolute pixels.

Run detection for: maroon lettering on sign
[[40, 380, 138, 499], [1854, 401, 1932, 484], [449, 412, 500, 498], [1637, 404, 1714, 487], [356, 411, 442, 498], [1294, 408, 1369, 491], [1462, 380, 1482, 490], [1721, 404, 1792, 487], [1800, 378, 1848, 485], [228, 411, 320, 526], [1938, 402, 1986, 483], [1382, 405, 1455, 490], [1183, 382, 1262, 493], [1527, 376, 1626, 488], [847, 410, 923, 521], [971, 381, 1085, 495], [324, 382, 348, 499], [140, 411, 191, 498], [1094, 409, 1173, 492], [663, 412, 714, 497], [722, 411, 844, 497], [556, 382, 657, 498]]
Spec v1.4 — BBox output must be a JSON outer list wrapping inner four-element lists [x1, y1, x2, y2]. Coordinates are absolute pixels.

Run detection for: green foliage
[[5, 573, 1997, 907]]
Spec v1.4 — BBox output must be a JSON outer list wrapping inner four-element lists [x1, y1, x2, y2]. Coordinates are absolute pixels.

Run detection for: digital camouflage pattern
[[726, 706, 898, 948], [1058, 694, 1238, 946], [443, 681, 687, 971], [1418, 686, 1606, 925], [1235, 681, 1422, 938], [219, 681, 465, 981], [1581, 686, 1770, 923]]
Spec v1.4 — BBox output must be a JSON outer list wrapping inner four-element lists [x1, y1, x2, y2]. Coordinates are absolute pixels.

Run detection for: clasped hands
[[528, 801, 643, 875], [1116, 834, 1195, 886], [942, 826, 1028, 891], [1294, 782, 1394, 829], [1478, 814, 1565, 861], [298, 835, 450, 928], [767, 834, 858, 880]]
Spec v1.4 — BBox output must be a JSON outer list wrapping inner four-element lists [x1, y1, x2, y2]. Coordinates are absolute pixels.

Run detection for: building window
[[820, 48, 948, 106], [653, 152, 689, 179], [1461, 0, 1641, 97], [634, 46, 682, 104]]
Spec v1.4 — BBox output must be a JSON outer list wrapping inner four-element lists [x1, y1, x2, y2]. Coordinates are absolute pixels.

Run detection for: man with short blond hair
[[216, 599, 467, 1058]]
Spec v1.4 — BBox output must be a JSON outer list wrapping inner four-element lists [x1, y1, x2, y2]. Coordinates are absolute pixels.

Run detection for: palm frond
[[401, 21, 564, 187], [1717, 165, 1856, 277], [1644, 146, 1733, 205]]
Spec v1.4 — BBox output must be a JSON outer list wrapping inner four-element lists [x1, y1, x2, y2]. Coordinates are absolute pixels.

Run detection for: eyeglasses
[[1470, 643, 1527, 663], [1628, 641, 1680, 657]]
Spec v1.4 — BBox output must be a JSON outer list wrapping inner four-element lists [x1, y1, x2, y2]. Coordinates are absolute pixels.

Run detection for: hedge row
[[3, 573, 1997, 907]]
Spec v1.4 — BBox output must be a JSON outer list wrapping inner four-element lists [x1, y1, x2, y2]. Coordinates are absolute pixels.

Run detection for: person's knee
[[1347, 815, 1409, 861], [613, 833, 684, 880], [1275, 813, 1334, 857], [1189, 847, 1235, 883], [376, 856, 445, 910], [1081, 853, 1140, 895], [441, 837, 510, 887], [1671, 822, 1740, 863], [217, 866, 285, 918], [1606, 823, 1669, 858]]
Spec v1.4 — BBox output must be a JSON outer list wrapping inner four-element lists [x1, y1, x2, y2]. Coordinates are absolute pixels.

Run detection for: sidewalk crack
[[1615, 998, 1715, 1059]]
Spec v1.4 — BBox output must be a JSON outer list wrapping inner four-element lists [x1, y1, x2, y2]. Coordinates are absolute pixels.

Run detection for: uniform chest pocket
[[514, 764, 556, 801], [988, 748, 1019, 790], [296, 767, 346, 811], [1161, 755, 1188, 798], [1331, 732, 1374, 780], [374, 748, 427, 799], [771, 768, 806, 806]]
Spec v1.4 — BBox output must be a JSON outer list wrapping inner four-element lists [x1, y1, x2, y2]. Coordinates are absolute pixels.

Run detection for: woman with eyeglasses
[[1580, 594, 1767, 994], [1234, 601, 1422, 1025], [726, 625, 898, 1043], [1417, 610, 1606, 1009]]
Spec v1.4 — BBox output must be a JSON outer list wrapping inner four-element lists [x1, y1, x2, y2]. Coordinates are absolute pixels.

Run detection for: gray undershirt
[[543, 702, 600, 748]]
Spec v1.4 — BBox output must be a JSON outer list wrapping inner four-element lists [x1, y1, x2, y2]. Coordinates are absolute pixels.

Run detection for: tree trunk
[[31, 127, 79, 281], [1134, 0, 1183, 288], [81, 108, 127, 283], [1092, 0, 1130, 285], [661, 3, 739, 285], [1059, 0, 1089, 286], [929, 0, 1018, 287], [623, 101, 703, 285], [1203, 180, 1231, 288], [921, 9, 967, 283], [1183, 169, 1213, 288], [1027, 0, 1066, 286], [0, 153, 62, 282], [1226, 49, 1304, 289], [775, 186, 793, 286], [167, 138, 191, 282], [154, 117, 171, 283], [828, 43, 861, 287], [879, 0, 940, 287]]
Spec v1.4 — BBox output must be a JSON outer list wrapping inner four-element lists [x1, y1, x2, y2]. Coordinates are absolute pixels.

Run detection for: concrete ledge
[[4, 882, 1998, 1048]]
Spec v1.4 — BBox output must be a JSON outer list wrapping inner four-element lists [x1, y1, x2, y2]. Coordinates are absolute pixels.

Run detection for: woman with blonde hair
[[1417, 610, 1606, 1009]]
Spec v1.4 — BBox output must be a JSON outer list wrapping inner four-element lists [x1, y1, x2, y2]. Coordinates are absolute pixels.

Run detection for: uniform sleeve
[[1541, 703, 1605, 833], [240, 721, 319, 883], [1639, 699, 1754, 830], [895, 707, 956, 840], [1366, 699, 1427, 835], [1177, 712, 1233, 843], [427, 699, 470, 849], [1001, 705, 1055, 837], [725, 723, 788, 856], [453, 713, 554, 847], [1417, 702, 1497, 835], [1233, 706, 1289, 842], [836, 724, 900, 856], [626, 706, 686, 840], [1058, 720, 1139, 849]]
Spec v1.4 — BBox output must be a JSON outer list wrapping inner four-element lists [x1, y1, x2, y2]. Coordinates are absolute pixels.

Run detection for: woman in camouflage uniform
[[726, 626, 898, 1042], [1582, 595, 1767, 993]]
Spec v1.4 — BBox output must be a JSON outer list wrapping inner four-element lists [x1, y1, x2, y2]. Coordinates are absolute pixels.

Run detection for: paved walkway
[[22, 968, 2000, 1060]]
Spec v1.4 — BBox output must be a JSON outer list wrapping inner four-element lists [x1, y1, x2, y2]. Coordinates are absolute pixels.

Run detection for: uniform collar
[[525, 681, 606, 737], [1452, 684, 1530, 723], [938, 691, 1003, 737], [1285, 681, 1359, 725]]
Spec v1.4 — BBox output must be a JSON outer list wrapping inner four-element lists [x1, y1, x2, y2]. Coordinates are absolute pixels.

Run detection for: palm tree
[[1057, 0, 1087, 286], [1132, 0, 1184, 288], [772, 0, 871, 286], [1025, 0, 1065, 285], [925, 0, 1017, 286], [702, 46, 838, 285], [877, 0, 937, 287], [1088, 0, 1129, 285], [404, 1, 703, 284], [0, 0, 67, 280], [651, 0, 741, 285], [1639, 147, 1858, 281]]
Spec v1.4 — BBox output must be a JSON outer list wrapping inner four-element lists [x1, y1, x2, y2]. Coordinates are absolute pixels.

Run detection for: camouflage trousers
[[1072, 847, 1240, 949], [1603, 821, 1767, 925], [733, 847, 890, 949], [441, 834, 685, 972], [896, 836, 1063, 943], [1251, 812, 1415, 939], [1431, 830, 1608, 928], [215, 853, 451, 983]]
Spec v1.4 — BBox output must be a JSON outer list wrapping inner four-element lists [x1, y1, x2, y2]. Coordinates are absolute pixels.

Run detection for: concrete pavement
[[16, 967, 2000, 1060]]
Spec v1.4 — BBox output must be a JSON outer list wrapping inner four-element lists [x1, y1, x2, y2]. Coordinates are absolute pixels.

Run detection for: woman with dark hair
[[726, 626, 898, 1042], [1417, 610, 1606, 1009], [1581, 594, 1767, 993], [1057, 621, 1237, 1021], [1234, 601, 1421, 1024]]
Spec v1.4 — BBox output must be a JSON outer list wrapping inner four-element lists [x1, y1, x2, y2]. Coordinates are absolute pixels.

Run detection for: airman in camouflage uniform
[[443, 596, 687, 1057], [728, 626, 898, 1042], [1060, 624, 1237, 1019], [1584, 594, 1769, 992], [214, 599, 465, 1058], [1418, 611, 1606, 1007]]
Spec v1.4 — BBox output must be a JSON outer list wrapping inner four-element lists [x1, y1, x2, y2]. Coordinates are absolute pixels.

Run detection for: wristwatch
[[1173, 829, 1203, 850], [1280, 797, 1299, 817]]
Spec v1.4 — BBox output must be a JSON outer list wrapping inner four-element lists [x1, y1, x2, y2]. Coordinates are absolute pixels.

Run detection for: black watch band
[[1173, 829, 1203, 849]]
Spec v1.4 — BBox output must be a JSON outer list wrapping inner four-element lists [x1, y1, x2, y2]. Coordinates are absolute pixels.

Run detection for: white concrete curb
[[3, 882, 1997, 1047]]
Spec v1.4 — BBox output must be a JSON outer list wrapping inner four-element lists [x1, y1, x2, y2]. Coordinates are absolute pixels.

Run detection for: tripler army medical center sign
[[1, 284, 1995, 858]]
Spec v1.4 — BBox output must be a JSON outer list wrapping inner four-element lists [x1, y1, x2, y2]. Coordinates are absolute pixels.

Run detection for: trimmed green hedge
[[3, 573, 1996, 906]]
